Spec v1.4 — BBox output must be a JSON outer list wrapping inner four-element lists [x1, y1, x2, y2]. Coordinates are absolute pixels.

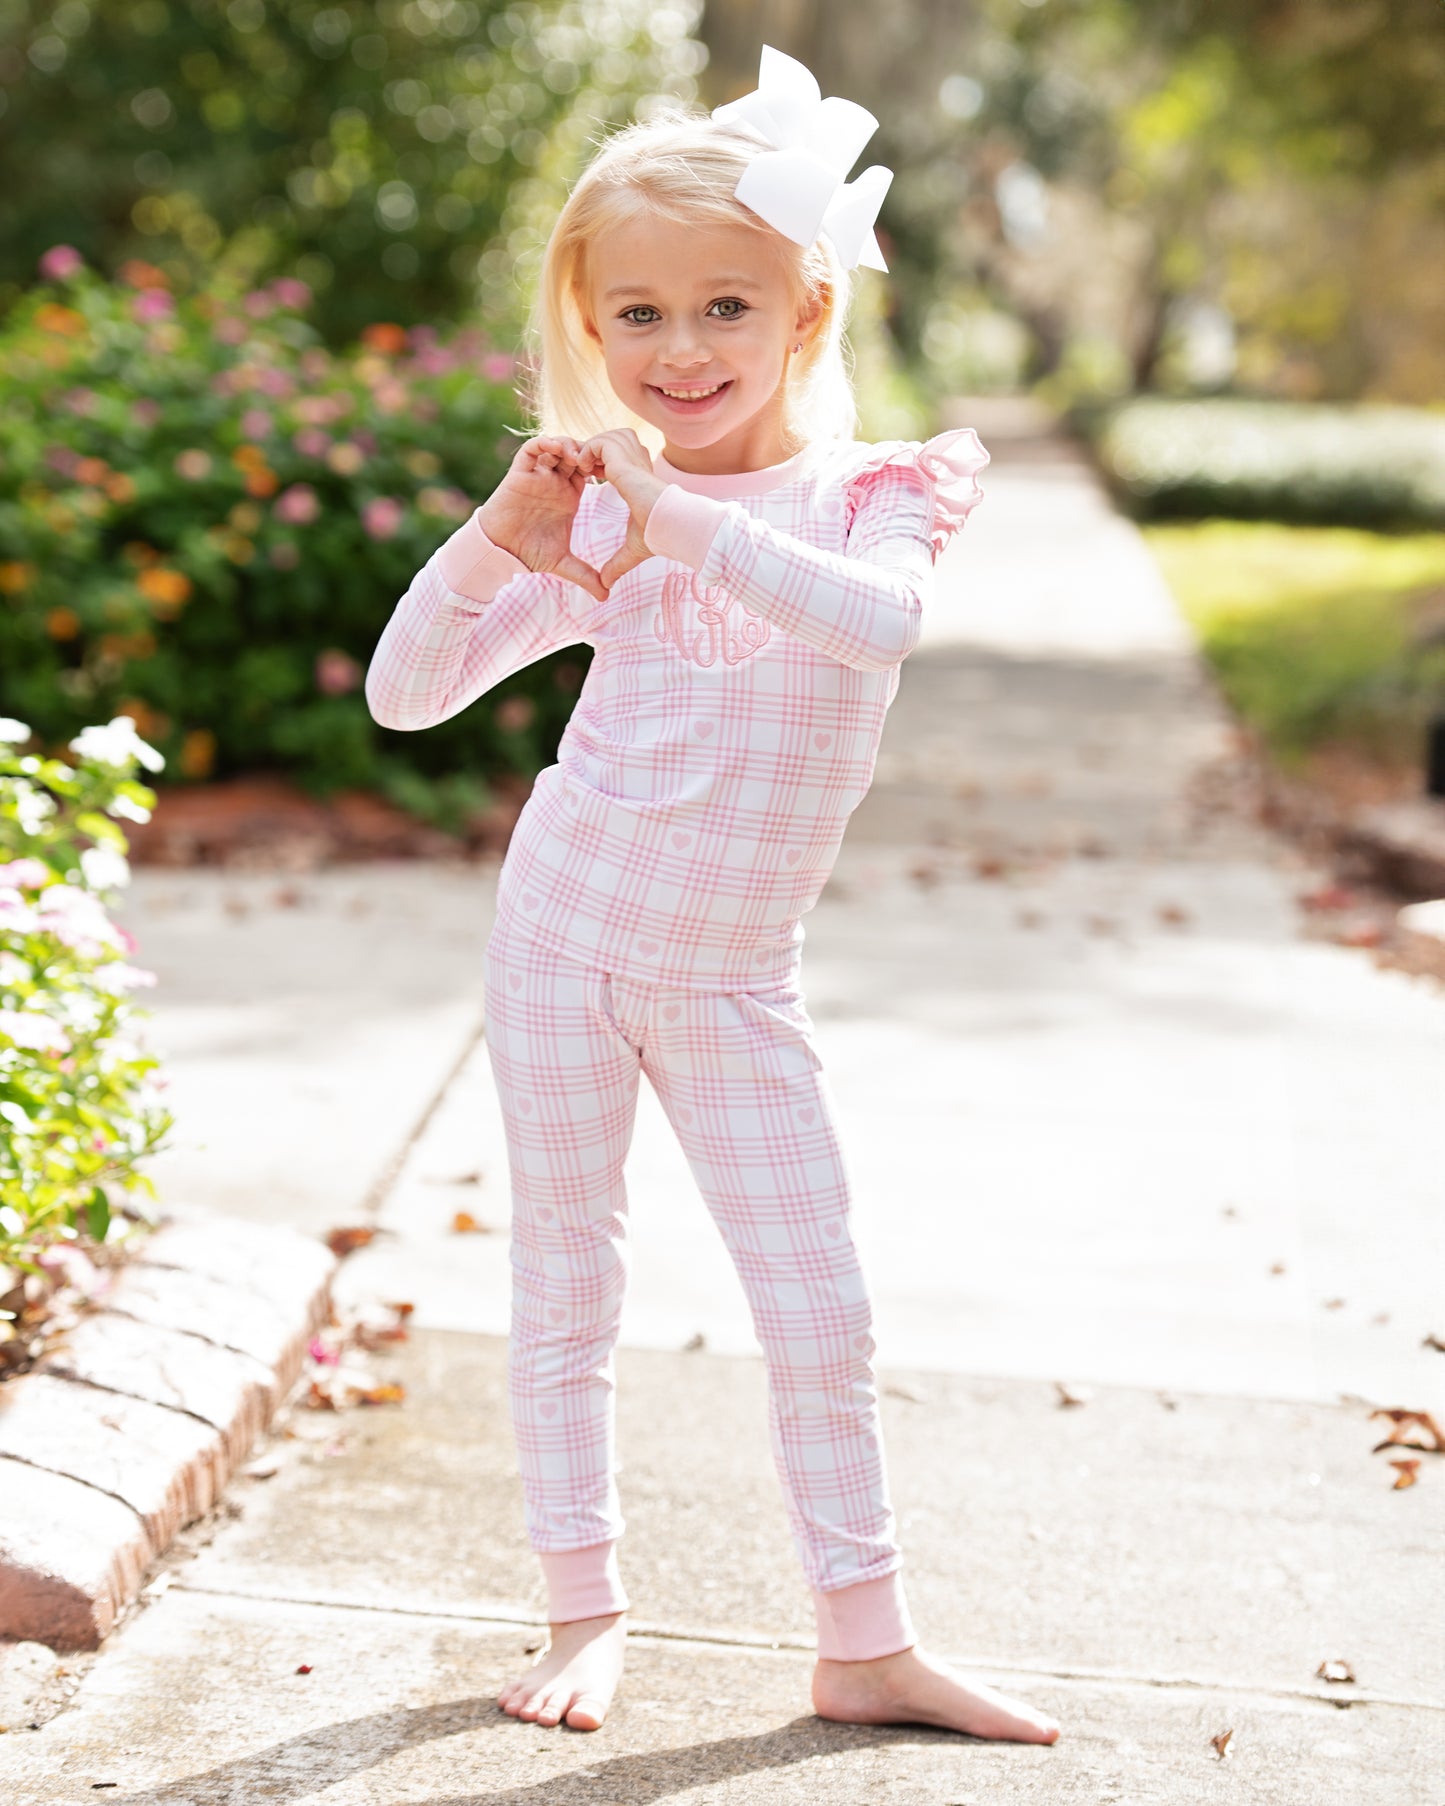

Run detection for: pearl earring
[[792, 341, 803, 353]]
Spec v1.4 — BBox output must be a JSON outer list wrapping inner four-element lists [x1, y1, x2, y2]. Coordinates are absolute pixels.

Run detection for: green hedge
[[1081, 398, 1445, 530], [0, 253, 589, 832]]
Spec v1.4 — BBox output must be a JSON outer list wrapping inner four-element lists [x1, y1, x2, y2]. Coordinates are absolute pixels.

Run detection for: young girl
[[366, 46, 1061, 1748]]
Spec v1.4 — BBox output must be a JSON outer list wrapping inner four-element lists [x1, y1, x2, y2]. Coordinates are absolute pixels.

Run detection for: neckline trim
[[653, 442, 815, 497]]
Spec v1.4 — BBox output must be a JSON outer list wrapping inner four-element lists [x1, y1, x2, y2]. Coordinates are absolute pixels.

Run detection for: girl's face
[[583, 211, 824, 474]]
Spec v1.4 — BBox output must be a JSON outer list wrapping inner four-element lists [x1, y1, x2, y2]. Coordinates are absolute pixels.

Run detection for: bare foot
[[813, 1643, 1061, 1744], [497, 1611, 627, 1731]]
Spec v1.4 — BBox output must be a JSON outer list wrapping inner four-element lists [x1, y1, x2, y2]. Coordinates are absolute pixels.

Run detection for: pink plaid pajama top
[[365, 428, 989, 990]]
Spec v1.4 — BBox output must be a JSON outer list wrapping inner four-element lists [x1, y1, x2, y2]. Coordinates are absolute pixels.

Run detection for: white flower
[[10, 780, 56, 836], [108, 794, 153, 825], [0, 718, 31, 744], [0, 888, 39, 934], [80, 844, 132, 892], [0, 1008, 71, 1052], [68, 715, 166, 773]]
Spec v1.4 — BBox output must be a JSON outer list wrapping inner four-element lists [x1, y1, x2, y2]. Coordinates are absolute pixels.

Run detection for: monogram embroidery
[[655, 568, 771, 668]]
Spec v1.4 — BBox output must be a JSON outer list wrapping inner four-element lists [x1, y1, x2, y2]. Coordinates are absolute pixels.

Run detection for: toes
[[565, 1694, 607, 1731], [534, 1690, 567, 1726]]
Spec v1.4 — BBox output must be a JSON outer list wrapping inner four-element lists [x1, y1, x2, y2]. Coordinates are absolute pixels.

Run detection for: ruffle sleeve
[[842, 425, 990, 557]]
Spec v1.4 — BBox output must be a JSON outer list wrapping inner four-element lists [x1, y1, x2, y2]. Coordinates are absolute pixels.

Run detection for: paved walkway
[[5, 402, 1441, 1802]]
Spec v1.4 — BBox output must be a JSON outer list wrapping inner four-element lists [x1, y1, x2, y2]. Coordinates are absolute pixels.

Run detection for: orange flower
[[99, 630, 156, 661], [244, 468, 280, 498], [179, 727, 216, 779], [232, 443, 268, 470], [122, 541, 161, 567], [118, 259, 169, 289], [45, 606, 81, 640], [0, 561, 36, 595], [34, 303, 87, 337], [74, 456, 110, 485], [138, 567, 193, 614], [361, 322, 409, 356], [103, 472, 136, 505]]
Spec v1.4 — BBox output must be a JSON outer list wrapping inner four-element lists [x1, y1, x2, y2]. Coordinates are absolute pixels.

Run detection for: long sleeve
[[642, 429, 988, 674], [365, 510, 587, 731]]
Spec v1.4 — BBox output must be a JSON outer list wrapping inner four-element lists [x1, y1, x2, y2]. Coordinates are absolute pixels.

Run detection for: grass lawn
[[1143, 521, 1445, 774]]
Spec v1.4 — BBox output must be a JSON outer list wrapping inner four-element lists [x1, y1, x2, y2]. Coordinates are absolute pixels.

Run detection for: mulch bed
[[123, 772, 535, 870]]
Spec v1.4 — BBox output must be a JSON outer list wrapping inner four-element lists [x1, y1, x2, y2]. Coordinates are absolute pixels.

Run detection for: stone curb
[[0, 1205, 336, 1652], [1343, 798, 1445, 898]]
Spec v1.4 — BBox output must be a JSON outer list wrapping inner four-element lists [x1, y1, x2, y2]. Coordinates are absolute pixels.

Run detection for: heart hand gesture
[[579, 429, 670, 591], [476, 435, 610, 603]]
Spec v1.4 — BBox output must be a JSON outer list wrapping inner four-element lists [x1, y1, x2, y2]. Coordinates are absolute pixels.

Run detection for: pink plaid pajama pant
[[481, 904, 918, 1661]]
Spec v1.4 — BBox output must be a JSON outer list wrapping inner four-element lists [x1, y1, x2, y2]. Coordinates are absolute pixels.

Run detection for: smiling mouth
[[649, 380, 733, 405]]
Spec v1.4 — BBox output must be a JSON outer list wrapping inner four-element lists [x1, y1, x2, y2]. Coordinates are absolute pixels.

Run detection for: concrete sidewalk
[[3, 402, 1441, 1801]]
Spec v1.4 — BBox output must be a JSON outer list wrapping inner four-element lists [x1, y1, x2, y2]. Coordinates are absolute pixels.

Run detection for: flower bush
[[0, 713, 173, 1332], [1082, 397, 1445, 529], [0, 253, 591, 832]]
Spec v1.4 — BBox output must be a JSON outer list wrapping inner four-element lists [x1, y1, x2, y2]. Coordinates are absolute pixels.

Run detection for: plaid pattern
[[483, 905, 906, 1594], [366, 429, 988, 991]]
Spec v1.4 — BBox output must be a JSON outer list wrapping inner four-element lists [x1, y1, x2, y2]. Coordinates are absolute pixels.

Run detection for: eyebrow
[[602, 277, 767, 299]]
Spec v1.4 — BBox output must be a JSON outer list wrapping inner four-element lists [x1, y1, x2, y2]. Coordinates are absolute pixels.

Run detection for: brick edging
[[0, 1206, 336, 1650]]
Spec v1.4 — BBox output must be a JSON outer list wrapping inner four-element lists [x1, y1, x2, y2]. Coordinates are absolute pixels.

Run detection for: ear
[[793, 283, 828, 346]]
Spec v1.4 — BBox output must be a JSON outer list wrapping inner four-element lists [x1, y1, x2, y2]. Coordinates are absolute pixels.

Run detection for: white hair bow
[[711, 45, 893, 272]]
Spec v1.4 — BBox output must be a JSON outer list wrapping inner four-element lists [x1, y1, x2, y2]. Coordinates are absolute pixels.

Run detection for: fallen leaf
[[272, 885, 304, 908], [1156, 902, 1192, 926], [1369, 1408, 1445, 1453], [1055, 1381, 1093, 1408], [1388, 1458, 1420, 1489], [295, 1663, 313, 1675], [357, 1382, 406, 1406], [1269, 1262, 1287, 1276], [1157, 1391, 1179, 1411], [324, 1225, 376, 1257], [682, 1331, 706, 1351], [524, 1638, 545, 1654], [1371, 1312, 1390, 1326], [451, 1210, 493, 1234], [1423, 1332, 1445, 1353], [424, 1170, 483, 1187], [909, 859, 942, 888], [1211, 1728, 1233, 1758], [242, 1461, 278, 1481], [1015, 908, 1045, 930], [385, 1301, 417, 1319], [1084, 914, 1119, 937], [1220, 1204, 1238, 1219], [1323, 1297, 1346, 1311], [1316, 1658, 1356, 1684], [973, 856, 1009, 880]]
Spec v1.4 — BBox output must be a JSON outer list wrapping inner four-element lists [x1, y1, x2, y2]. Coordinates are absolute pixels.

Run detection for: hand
[[476, 435, 610, 602], [580, 428, 669, 591]]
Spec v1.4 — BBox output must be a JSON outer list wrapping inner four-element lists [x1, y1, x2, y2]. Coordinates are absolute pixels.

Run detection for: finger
[[555, 553, 610, 602], [598, 544, 644, 590]]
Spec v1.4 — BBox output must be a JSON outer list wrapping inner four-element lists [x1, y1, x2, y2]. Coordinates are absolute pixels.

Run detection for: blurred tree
[[0, 0, 708, 345]]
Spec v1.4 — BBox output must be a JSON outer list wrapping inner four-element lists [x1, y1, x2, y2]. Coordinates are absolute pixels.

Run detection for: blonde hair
[[521, 105, 860, 458]]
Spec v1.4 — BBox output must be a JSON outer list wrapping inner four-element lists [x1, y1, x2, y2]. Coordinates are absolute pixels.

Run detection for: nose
[[658, 321, 711, 369]]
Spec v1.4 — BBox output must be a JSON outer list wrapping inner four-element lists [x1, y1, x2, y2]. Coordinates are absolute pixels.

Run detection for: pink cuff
[[435, 509, 530, 603], [538, 1542, 629, 1624], [813, 1569, 917, 1661], [642, 485, 730, 570]]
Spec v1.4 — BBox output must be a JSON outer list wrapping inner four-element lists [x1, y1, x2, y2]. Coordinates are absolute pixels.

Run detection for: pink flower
[[0, 858, 51, 890], [115, 922, 139, 954], [308, 1334, 340, 1365], [133, 289, 173, 323], [271, 278, 312, 310], [243, 289, 276, 318], [315, 648, 362, 695], [257, 367, 295, 399], [108, 962, 158, 988], [131, 398, 162, 427], [362, 497, 403, 540], [293, 427, 332, 459], [175, 448, 212, 481], [44, 445, 81, 476], [62, 388, 99, 417], [482, 352, 515, 382], [495, 695, 535, 733], [215, 316, 248, 345], [40, 244, 84, 282], [274, 482, 320, 525], [241, 407, 273, 439]]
